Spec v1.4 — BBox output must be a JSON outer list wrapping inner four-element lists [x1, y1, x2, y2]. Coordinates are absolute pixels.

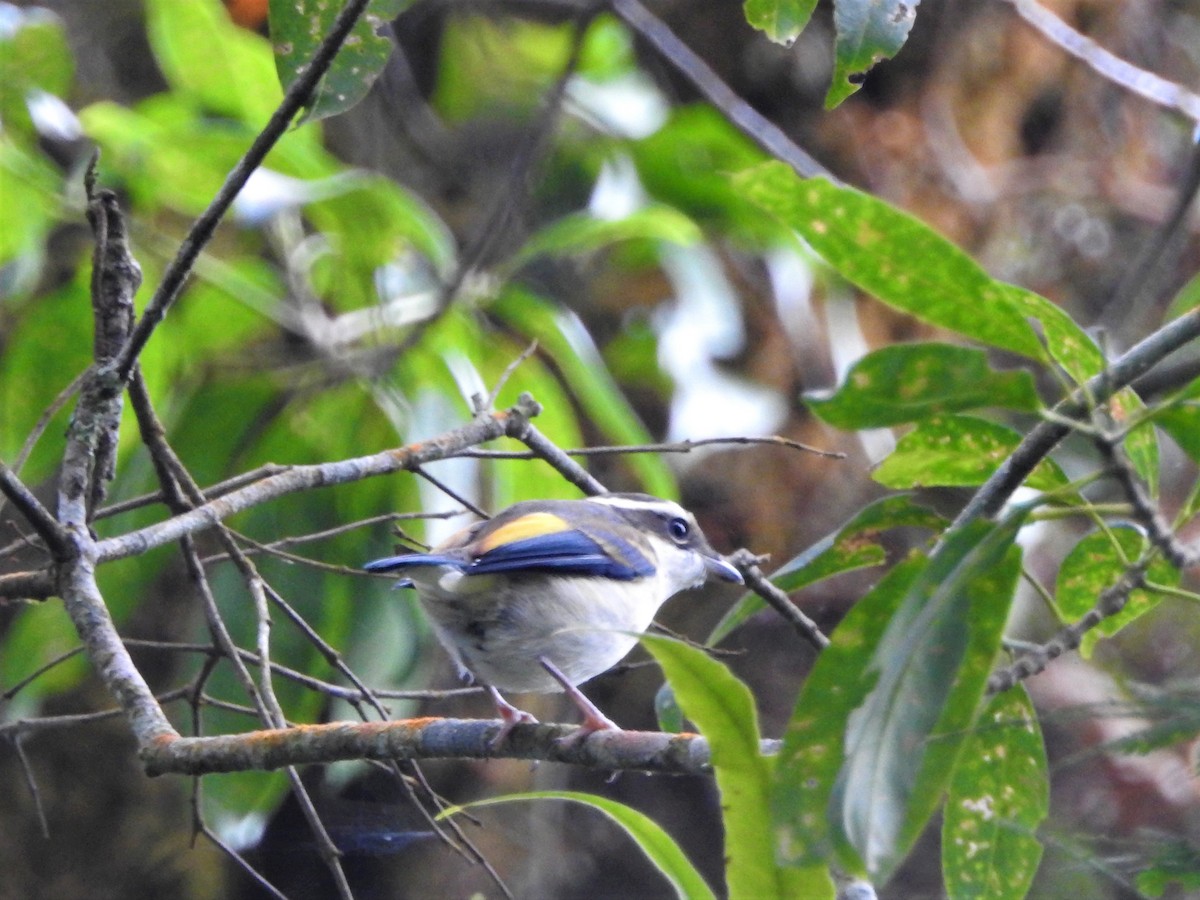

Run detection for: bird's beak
[[704, 554, 743, 584]]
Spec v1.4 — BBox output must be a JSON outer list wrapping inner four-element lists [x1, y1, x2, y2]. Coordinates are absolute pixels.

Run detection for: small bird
[[364, 493, 742, 740]]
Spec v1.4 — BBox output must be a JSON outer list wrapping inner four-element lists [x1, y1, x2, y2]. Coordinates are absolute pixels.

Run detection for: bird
[[364, 493, 742, 741]]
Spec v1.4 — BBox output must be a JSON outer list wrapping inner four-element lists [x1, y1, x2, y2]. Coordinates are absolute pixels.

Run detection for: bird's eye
[[668, 517, 690, 542]]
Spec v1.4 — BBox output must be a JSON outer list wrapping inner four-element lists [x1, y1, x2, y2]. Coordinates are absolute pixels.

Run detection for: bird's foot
[[488, 686, 538, 748], [537, 656, 621, 748]]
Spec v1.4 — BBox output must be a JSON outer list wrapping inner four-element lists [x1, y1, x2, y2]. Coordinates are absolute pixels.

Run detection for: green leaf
[[806, 344, 1040, 429], [773, 554, 924, 869], [1054, 526, 1179, 657], [943, 687, 1048, 900], [743, 0, 816, 45], [0, 6, 73, 137], [443, 792, 716, 900], [513, 205, 702, 268], [1158, 402, 1200, 462], [641, 635, 824, 899], [826, 0, 920, 108], [491, 288, 677, 499], [874, 416, 1067, 491], [995, 285, 1103, 383], [1113, 389, 1159, 499], [0, 138, 62, 271], [832, 511, 1026, 881], [268, 0, 407, 123], [735, 163, 1045, 359], [0, 609, 90, 710], [707, 494, 946, 646], [433, 15, 629, 122], [633, 106, 773, 242], [145, 0, 282, 125], [1136, 838, 1200, 897], [654, 681, 686, 733]]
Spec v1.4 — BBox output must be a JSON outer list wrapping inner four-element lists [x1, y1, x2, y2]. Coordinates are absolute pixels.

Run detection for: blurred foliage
[[3, 0, 1200, 898]]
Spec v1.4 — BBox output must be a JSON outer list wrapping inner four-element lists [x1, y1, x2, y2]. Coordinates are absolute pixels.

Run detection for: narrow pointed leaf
[[874, 416, 1067, 490], [269, 0, 408, 122], [441, 791, 716, 900], [642, 635, 821, 899], [707, 494, 945, 646], [743, 0, 816, 45], [827, 0, 920, 108], [943, 687, 1048, 900], [806, 344, 1039, 428], [832, 511, 1027, 880], [736, 163, 1111, 383], [773, 555, 926, 869]]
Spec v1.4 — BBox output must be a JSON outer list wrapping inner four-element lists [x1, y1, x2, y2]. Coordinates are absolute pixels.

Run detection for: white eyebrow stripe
[[585, 495, 689, 517]]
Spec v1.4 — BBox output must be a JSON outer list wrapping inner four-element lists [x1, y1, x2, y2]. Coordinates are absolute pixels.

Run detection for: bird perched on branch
[[364, 493, 742, 741]]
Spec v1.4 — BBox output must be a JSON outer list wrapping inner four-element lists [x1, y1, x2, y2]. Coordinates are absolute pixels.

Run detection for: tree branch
[[112, 0, 375, 383], [93, 393, 544, 564], [143, 717, 782, 777], [0, 461, 69, 559], [954, 306, 1200, 527], [1000, 0, 1200, 123], [609, 0, 831, 180]]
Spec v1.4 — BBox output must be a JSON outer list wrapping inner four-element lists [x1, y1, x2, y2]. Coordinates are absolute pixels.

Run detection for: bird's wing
[[467, 529, 648, 579], [364, 509, 655, 580], [472, 510, 655, 580], [362, 552, 465, 573]]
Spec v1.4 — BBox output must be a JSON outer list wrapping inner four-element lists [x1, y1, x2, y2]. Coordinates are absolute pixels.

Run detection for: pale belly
[[414, 571, 665, 693]]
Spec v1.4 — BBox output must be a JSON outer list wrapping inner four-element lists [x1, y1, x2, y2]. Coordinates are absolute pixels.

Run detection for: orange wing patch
[[478, 513, 571, 552]]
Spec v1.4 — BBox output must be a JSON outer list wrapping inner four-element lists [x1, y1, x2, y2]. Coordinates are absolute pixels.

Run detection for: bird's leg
[[538, 656, 619, 741], [487, 685, 537, 747]]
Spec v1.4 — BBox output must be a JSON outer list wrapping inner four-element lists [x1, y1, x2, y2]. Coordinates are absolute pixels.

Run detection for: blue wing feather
[[364, 531, 653, 580], [363, 553, 464, 572], [472, 530, 651, 579]]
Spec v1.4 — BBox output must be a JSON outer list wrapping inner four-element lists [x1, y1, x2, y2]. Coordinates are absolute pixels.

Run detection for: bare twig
[[54, 176, 175, 751], [609, 0, 831, 179], [198, 823, 290, 900], [93, 394, 544, 564], [999, 0, 1200, 123], [413, 466, 490, 519], [1092, 424, 1198, 570], [0, 569, 55, 601], [503, 415, 608, 496], [456, 434, 844, 460], [0, 461, 69, 559], [83, 175, 139, 516], [12, 735, 50, 839], [729, 549, 829, 651], [954, 307, 1200, 527], [987, 561, 1151, 694], [113, 0, 376, 382]]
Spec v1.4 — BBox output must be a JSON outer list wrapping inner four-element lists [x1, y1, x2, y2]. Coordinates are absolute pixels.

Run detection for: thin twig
[[987, 561, 1151, 694], [504, 416, 608, 497], [999, 0, 1200, 123], [609, 0, 831, 179], [456, 434, 844, 460], [954, 307, 1200, 527], [93, 394, 543, 565], [12, 735, 50, 839], [1092, 424, 1197, 570], [143, 717, 783, 777], [729, 549, 829, 651], [113, 0, 376, 382], [198, 823, 291, 900], [0, 461, 70, 558], [413, 466, 490, 519]]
